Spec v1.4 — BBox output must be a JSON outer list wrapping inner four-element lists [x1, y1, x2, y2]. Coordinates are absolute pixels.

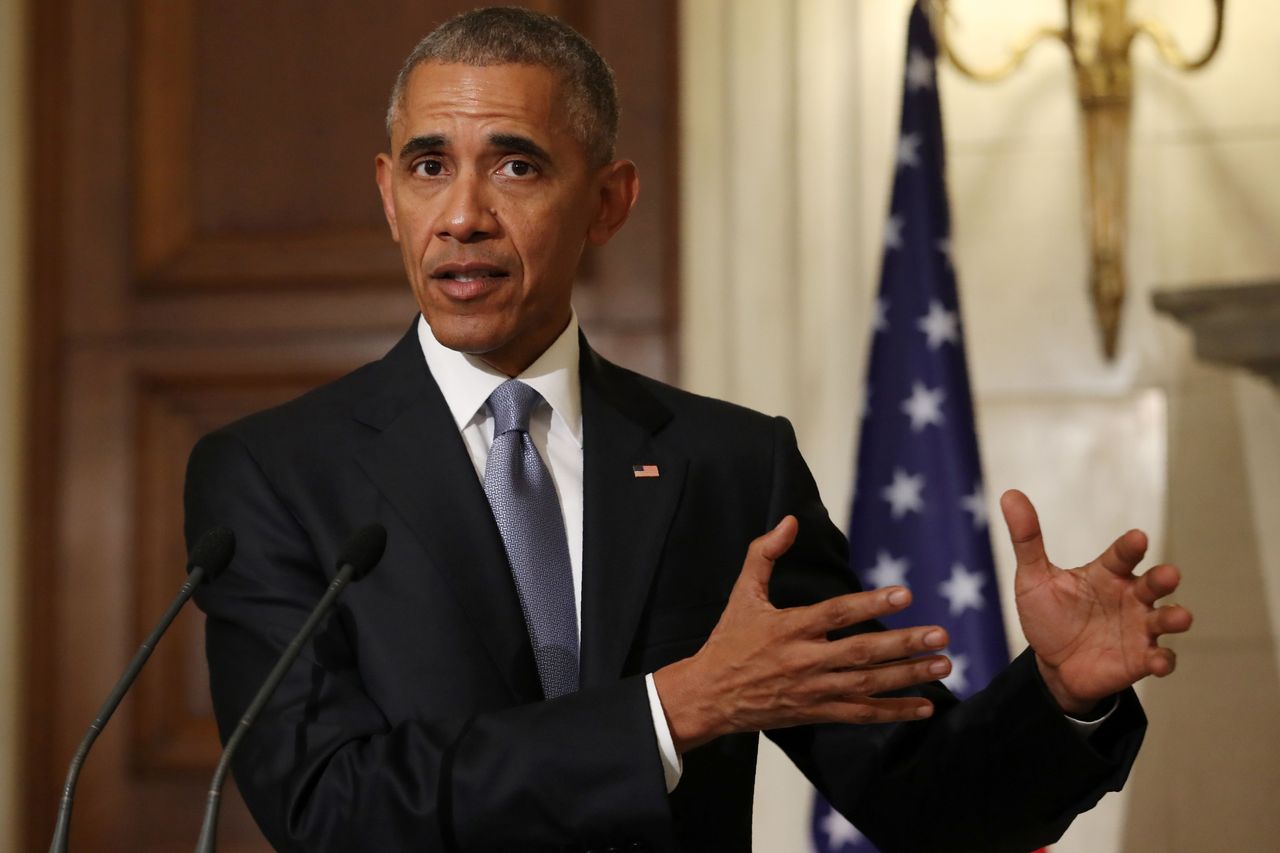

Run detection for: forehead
[[396, 62, 573, 144]]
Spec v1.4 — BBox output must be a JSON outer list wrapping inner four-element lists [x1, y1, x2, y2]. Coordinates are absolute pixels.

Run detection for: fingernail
[[929, 659, 950, 676], [887, 589, 909, 606], [924, 629, 945, 648], [916, 704, 933, 718]]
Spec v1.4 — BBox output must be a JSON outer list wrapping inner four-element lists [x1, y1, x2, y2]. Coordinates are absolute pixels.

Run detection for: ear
[[586, 160, 640, 247], [374, 152, 401, 242]]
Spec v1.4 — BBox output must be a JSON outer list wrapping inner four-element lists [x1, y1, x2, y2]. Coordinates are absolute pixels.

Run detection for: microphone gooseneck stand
[[50, 526, 236, 853]]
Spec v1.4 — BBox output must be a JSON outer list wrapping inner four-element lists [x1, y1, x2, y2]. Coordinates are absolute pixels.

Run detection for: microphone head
[[336, 523, 387, 581], [188, 526, 236, 582]]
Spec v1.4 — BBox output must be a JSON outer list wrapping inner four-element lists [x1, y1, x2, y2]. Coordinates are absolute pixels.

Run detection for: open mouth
[[429, 263, 511, 301], [435, 270, 509, 282], [430, 263, 510, 282]]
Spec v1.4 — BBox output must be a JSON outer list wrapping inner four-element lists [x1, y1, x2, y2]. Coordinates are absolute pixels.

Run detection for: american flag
[[809, 4, 1030, 851]]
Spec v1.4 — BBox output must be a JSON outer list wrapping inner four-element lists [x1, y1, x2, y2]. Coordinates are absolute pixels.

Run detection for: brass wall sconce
[[927, 0, 1226, 359]]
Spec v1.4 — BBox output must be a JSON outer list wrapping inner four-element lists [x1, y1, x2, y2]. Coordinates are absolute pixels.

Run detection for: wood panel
[[22, 0, 679, 850], [131, 373, 348, 773]]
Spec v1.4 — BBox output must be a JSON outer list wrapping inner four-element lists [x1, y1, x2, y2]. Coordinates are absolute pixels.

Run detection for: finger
[[813, 655, 952, 700], [827, 625, 949, 668], [1001, 489, 1049, 575], [809, 696, 936, 726], [794, 585, 913, 637], [732, 515, 799, 601], [1094, 528, 1148, 577], [1134, 563, 1181, 607], [1147, 603, 1193, 636], [1148, 646, 1177, 677]]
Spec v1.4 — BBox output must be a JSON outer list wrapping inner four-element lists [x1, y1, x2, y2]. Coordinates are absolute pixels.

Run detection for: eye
[[498, 159, 536, 178], [412, 158, 445, 177]]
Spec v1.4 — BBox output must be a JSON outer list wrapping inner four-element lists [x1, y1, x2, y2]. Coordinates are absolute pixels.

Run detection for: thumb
[[1001, 489, 1051, 584], [733, 515, 799, 602]]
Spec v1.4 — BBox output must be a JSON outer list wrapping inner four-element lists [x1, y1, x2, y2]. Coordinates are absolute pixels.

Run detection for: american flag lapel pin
[[632, 463, 660, 479]]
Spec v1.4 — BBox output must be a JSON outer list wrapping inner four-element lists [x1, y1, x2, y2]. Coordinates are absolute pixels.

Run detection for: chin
[[424, 314, 511, 356]]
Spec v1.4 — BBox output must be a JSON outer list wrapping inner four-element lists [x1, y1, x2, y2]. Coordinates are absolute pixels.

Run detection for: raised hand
[[654, 516, 951, 754], [1002, 489, 1193, 715]]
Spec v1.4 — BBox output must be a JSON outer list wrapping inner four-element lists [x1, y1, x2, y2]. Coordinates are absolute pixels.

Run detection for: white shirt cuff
[[645, 673, 683, 792], [1064, 696, 1119, 737]]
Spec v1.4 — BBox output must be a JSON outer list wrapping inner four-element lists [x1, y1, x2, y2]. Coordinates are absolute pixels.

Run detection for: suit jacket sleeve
[[760, 416, 1146, 853], [186, 429, 676, 853]]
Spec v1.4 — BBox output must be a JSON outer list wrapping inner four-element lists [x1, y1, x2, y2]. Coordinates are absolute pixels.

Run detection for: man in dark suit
[[184, 8, 1192, 852]]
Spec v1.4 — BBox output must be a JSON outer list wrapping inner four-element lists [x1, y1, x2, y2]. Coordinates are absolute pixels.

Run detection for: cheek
[[394, 201, 435, 253], [513, 206, 589, 277]]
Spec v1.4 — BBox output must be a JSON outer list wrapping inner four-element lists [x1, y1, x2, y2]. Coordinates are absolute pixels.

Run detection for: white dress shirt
[[416, 314, 683, 791]]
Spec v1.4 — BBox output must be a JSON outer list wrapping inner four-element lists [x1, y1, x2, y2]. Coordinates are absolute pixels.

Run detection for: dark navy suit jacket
[[184, 322, 1145, 852]]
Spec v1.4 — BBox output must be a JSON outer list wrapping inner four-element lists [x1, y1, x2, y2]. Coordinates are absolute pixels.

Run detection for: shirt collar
[[417, 312, 583, 447]]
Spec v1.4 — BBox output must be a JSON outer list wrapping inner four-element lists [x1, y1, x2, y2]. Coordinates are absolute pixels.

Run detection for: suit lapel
[[578, 343, 688, 687], [353, 327, 542, 703]]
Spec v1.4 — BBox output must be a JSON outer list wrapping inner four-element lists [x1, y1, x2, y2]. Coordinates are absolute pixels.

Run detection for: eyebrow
[[397, 132, 553, 165], [488, 133, 551, 163], [398, 134, 446, 164]]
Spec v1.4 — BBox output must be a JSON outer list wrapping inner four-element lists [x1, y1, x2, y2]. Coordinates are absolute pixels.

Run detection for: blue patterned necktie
[[482, 379, 580, 698]]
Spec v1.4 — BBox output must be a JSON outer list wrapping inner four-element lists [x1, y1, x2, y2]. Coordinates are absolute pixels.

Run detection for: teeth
[[444, 271, 502, 281]]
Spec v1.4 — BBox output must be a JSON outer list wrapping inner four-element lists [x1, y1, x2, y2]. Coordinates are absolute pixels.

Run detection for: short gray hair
[[385, 6, 619, 166]]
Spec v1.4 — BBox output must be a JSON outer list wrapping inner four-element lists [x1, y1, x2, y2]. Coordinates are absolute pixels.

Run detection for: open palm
[[1001, 490, 1193, 714]]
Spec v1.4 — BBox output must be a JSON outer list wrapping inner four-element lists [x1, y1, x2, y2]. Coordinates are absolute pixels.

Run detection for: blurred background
[[2, 0, 1277, 850]]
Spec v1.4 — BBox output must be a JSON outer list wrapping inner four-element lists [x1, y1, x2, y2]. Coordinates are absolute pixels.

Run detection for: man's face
[[376, 62, 636, 376]]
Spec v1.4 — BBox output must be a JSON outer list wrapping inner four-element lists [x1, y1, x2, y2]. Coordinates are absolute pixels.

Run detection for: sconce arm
[[928, 0, 1068, 83], [1133, 0, 1225, 72]]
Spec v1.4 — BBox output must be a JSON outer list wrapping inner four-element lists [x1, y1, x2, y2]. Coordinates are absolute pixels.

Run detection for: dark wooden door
[[22, 1, 678, 849]]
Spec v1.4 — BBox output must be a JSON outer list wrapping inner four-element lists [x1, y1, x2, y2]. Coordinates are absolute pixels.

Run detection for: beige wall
[[0, 0, 25, 847], [681, 0, 1280, 850]]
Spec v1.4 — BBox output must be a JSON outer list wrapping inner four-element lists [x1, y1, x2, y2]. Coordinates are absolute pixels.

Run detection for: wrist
[[653, 656, 723, 753], [1034, 654, 1098, 716]]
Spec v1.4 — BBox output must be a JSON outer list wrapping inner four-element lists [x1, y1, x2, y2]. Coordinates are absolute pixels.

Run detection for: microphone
[[49, 526, 236, 853], [194, 523, 387, 853]]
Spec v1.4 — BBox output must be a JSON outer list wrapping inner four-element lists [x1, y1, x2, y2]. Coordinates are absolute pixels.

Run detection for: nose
[[435, 169, 499, 244]]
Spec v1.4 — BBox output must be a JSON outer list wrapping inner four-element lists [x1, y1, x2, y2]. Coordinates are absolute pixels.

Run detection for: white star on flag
[[905, 48, 935, 91], [882, 468, 926, 519], [896, 133, 921, 170], [917, 299, 959, 349], [936, 237, 953, 268], [867, 550, 910, 589], [938, 563, 987, 616], [821, 807, 864, 847], [901, 382, 946, 432], [942, 652, 970, 694], [884, 214, 904, 251], [960, 483, 989, 529], [873, 297, 889, 333]]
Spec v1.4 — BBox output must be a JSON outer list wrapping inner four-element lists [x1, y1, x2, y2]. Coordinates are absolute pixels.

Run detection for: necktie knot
[[487, 380, 542, 436]]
